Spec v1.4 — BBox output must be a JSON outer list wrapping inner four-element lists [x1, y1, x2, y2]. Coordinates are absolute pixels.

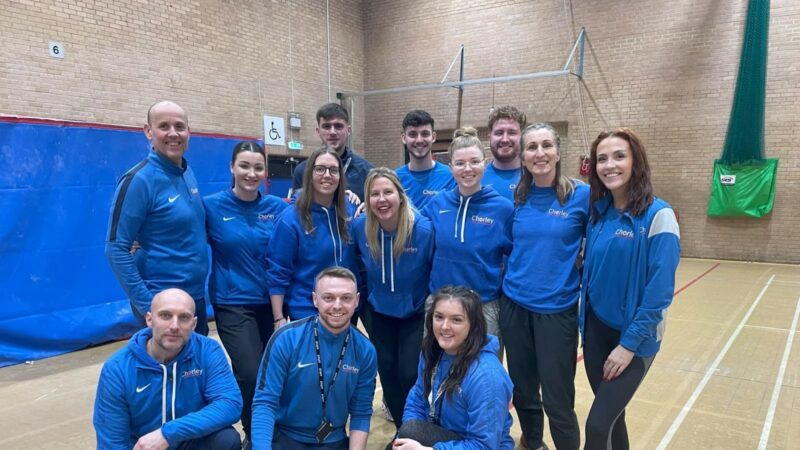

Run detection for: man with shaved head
[[94, 289, 242, 450], [106, 101, 210, 334]]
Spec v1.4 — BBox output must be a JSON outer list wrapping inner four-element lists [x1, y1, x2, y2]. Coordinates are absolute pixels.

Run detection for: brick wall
[[360, 0, 800, 264], [2, 0, 798, 263], [0, 0, 366, 153]]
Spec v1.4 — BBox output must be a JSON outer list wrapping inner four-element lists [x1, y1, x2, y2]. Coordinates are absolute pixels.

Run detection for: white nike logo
[[136, 383, 151, 393], [439, 209, 451, 214], [304, 227, 317, 235], [223, 216, 235, 221], [168, 195, 180, 203], [297, 362, 314, 369]]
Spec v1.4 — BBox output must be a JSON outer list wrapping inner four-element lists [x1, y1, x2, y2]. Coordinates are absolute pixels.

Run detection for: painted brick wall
[[360, 0, 800, 264], [0, 0, 366, 154]]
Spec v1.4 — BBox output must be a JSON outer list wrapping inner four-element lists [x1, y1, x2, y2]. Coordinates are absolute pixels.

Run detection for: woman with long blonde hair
[[352, 167, 434, 429]]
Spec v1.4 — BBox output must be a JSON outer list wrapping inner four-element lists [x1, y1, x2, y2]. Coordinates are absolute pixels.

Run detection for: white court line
[[656, 275, 775, 450], [758, 294, 800, 450]]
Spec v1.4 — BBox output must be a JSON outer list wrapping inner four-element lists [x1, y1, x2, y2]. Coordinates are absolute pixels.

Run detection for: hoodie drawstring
[[160, 364, 167, 425], [171, 362, 177, 421], [380, 230, 395, 292], [322, 206, 343, 264], [453, 195, 472, 243]]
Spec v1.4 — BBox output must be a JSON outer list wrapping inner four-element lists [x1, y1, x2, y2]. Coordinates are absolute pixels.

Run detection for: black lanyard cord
[[314, 318, 351, 423]]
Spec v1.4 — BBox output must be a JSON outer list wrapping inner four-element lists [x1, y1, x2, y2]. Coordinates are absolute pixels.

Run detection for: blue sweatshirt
[[351, 212, 434, 318], [93, 328, 242, 449], [503, 182, 589, 313], [403, 336, 514, 450], [267, 203, 359, 319], [251, 317, 377, 448], [291, 147, 374, 201], [204, 190, 289, 306], [481, 163, 521, 202], [424, 187, 513, 302], [396, 162, 457, 211], [105, 149, 208, 314], [581, 196, 681, 357]]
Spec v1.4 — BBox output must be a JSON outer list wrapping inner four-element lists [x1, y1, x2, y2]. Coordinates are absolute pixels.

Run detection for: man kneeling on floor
[[251, 267, 378, 450], [93, 288, 242, 450]]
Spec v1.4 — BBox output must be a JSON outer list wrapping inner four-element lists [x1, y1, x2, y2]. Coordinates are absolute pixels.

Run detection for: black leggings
[[213, 303, 274, 437], [385, 419, 462, 449], [361, 302, 424, 428], [583, 305, 653, 450]]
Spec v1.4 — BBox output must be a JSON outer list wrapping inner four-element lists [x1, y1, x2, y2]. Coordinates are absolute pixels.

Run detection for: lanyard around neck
[[314, 317, 351, 422], [428, 354, 449, 423]]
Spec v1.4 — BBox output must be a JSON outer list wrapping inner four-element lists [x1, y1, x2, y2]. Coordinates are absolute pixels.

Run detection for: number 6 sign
[[48, 41, 64, 59]]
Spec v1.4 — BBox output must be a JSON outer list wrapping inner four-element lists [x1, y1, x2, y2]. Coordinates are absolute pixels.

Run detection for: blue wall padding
[[0, 120, 280, 367]]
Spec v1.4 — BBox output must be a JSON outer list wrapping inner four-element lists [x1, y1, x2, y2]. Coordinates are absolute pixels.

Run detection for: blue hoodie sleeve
[[348, 340, 378, 433], [160, 339, 243, 444], [433, 363, 513, 450], [251, 333, 293, 450], [402, 356, 429, 423], [105, 171, 155, 315], [266, 210, 299, 297], [620, 208, 681, 353], [93, 360, 134, 450]]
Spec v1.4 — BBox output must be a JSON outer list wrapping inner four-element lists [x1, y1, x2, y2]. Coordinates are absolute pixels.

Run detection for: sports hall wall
[[0, 0, 366, 366], [359, 0, 800, 264]]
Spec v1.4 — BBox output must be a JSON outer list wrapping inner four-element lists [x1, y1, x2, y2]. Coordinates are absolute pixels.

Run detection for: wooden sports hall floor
[[1, 258, 798, 449]]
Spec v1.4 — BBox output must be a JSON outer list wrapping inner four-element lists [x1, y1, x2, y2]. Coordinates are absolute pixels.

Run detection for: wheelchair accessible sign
[[263, 115, 286, 146]]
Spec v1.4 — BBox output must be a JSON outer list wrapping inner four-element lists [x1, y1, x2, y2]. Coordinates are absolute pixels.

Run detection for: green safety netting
[[707, 0, 777, 218]]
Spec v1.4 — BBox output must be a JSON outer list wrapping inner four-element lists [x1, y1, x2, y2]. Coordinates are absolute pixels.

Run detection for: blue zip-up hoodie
[[402, 336, 514, 450], [105, 149, 208, 314], [424, 186, 513, 302], [267, 203, 359, 319], [204, 189, 289, 305], [251, 317, 377, 448], [580, 196, 681, 357], [481, 163, 521, 202], [396, 162, 457, 211], [503, 182, 589, 313], [93, 328, 242, 449], [351, 212, 434, 318]]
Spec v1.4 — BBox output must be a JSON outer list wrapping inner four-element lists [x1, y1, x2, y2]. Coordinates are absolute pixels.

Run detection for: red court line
[[673, 262, 721, 296], [575, 262, 722, 364]]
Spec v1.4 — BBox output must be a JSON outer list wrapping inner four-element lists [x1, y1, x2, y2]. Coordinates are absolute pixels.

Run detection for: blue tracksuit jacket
[[481, 163, 521, 202], [105, 149, 208, 314], [204, 189, 289, 305], [396, 162, 456, 212], [503, 182, 589, 313], [267, 203, 359, 319], [403, 336, 514, 450], [351, 212, 434, 318], [251, 317, 377, 448], [93, 328, 242, 449], [580, 195, 681, 357], [424, 186, 513, 302]]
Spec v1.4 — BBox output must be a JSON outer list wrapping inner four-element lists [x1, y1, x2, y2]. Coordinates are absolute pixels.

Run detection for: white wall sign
[[263, 115, 286, 146], [48, 41, 64, 59]]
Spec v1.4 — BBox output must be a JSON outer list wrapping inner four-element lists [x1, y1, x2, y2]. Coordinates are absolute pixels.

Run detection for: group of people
[[94, 100, 681, 450]]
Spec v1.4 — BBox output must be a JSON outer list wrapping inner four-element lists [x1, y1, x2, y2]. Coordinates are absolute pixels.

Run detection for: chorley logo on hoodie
[[182, 368, 203, 379], [471, 215, 495, 226]]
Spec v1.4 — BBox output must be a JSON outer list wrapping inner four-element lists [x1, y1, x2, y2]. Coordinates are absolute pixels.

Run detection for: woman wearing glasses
[[267, 147, 359, 326], [423, 127, 513, 345]]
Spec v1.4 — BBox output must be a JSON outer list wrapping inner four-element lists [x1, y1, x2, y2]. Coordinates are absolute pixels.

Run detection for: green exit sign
[[288, 140, 303, 151]]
